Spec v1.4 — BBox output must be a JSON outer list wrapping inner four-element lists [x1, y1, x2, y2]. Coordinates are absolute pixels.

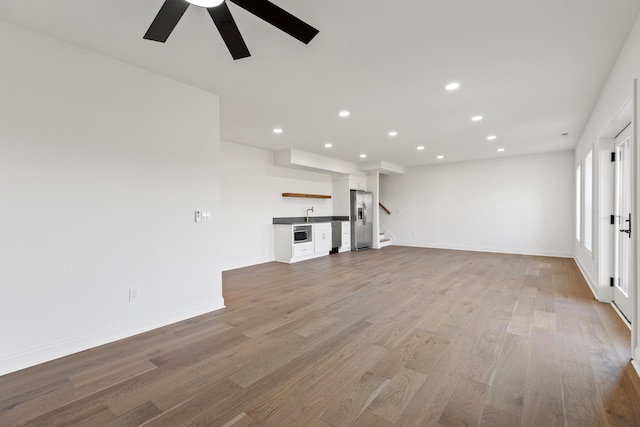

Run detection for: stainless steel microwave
[[293, 225, 312, 243]]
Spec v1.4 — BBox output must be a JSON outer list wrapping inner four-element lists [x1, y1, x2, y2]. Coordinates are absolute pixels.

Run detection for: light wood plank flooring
[[2, 247, 640, 426]]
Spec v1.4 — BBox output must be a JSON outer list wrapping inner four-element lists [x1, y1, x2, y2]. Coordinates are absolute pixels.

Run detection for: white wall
[[0, 20, 224, 375], [379, 151, 574, 257], [332, 177, 352, 217], [572, 14, 640, 360], [220, 141, 333, 271]]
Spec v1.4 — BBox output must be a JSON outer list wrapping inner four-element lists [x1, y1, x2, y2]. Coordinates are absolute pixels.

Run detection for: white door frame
[[632, 79, 639, 362], [597, 84, 637, 360]]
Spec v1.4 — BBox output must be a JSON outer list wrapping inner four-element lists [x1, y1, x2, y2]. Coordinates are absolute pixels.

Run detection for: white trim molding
[[0, 299, 225, 376], [633, 347, 640, 383], [574, 256, 600, 300]]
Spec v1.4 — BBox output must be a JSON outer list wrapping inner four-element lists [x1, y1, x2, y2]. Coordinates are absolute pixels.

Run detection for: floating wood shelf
[[282, 193, 332, 199]]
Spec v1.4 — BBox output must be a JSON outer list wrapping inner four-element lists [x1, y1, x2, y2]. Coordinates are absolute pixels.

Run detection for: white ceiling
[[1, 0, 639, 167]]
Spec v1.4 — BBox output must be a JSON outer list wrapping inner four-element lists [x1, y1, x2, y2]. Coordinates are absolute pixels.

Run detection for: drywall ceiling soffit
[[358, 161, 405, 175], [274, 148, 360, 176]]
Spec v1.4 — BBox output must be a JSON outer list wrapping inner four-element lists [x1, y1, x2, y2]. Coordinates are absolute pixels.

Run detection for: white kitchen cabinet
[[292, 241, 314, 258], [314, 223, 332, 254], [274, 223, 332, 264], [349, 175, 367, 190], [340, 221, 351, 252]]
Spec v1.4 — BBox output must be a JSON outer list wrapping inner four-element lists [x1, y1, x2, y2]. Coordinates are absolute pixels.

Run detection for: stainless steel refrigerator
[[350, 190, 373, 250]]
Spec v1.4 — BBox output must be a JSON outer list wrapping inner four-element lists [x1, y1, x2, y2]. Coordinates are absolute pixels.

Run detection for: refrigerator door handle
[[363, 203, 367, 225]]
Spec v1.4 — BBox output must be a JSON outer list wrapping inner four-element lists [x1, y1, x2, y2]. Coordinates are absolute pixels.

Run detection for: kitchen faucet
[[306, 207, 314, 222]]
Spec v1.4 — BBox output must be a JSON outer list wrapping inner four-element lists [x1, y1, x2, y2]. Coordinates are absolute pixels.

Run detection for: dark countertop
[[273, 216, 349, 224]]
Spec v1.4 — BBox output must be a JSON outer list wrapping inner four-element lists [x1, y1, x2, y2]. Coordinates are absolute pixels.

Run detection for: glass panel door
[[613, 127, 632, 321]]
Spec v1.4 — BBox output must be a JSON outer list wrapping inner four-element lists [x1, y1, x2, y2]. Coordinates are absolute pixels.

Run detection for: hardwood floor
[[2, 247, 640, 426]]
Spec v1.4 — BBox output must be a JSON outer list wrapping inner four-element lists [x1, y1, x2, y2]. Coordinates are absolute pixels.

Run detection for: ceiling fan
[[144, 0, 319, 60]]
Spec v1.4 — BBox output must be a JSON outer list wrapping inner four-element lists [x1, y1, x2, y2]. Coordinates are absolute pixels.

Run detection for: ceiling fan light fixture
[[144, 0, 318, 60], [186, 0, 224, 8]]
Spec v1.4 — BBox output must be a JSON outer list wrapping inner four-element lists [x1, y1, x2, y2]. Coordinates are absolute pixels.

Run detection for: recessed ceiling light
[[417, 146, 425, 151], [445, 82, 460, 91], [186, 0, 224, 7], [359, 154, 367, 158], [487, 135, 497, 141], [497, 148, 505, 152], [437, 155, 444, 159], [324, 143, 333, 148], [472, 116, 483, 122], [339, 111, 350, 118], [273, 128, 283, 134], [562, 132, 569, 136], [388, 131, 398, 137]]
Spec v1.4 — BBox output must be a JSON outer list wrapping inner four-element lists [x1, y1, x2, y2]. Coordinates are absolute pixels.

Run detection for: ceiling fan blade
[[144, 0, 190, 42], [208, 3, 251, 60], [229, 0, 319, 44]]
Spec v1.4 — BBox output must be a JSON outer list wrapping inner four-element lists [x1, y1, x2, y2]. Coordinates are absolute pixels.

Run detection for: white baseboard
[[633, 352, 640, 382], [392, 242, 573, 259], [0, 299, 225, 376], [609, 302, 632, 329], [573, 256, 600, 300]]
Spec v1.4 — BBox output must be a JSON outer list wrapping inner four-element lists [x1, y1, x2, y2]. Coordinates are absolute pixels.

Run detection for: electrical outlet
[[129, 287, 140, 302], [195, 210, 202, 223]]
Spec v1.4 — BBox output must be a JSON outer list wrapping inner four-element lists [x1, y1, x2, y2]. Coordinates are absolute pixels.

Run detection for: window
[[576, 164, 581, 242], [584, 151, 593, 252]]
